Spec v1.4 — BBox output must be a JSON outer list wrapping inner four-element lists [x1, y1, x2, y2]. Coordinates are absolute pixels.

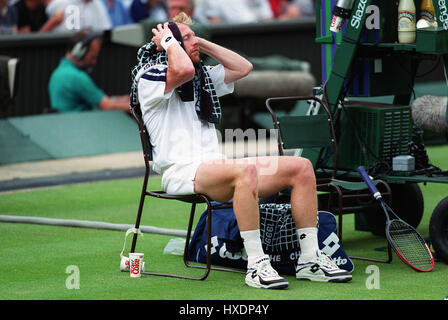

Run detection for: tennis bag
[[187, 202, 354, 275]]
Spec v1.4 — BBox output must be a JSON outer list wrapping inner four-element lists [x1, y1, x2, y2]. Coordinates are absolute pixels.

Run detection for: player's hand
[[151, 22, 173, 51]]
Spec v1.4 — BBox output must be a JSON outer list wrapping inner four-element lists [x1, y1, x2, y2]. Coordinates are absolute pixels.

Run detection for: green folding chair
[[266, 95, 393, 263]]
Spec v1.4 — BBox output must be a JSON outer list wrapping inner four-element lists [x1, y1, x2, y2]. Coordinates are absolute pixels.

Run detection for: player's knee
[[291, 158, 316, 186], [236, 164, 259, 194]]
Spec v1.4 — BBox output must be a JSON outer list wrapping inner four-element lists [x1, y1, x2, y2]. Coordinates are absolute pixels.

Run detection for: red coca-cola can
[[129, 253, 144, 278], [330, 15, 345, 32]]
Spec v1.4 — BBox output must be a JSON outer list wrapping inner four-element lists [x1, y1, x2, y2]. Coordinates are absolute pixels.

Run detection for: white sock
[[297, 227, 319, 262], [240, 229, 265, 267]]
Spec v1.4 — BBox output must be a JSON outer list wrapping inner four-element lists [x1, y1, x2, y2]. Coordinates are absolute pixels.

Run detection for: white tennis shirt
[[138, 63, 234, 175]]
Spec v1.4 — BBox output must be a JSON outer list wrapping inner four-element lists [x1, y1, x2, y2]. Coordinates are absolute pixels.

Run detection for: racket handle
[[357, 166, 382, 200]]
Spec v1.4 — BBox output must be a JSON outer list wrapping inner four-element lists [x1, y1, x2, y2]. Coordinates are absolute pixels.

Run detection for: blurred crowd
[[0, 0, 315, 35]]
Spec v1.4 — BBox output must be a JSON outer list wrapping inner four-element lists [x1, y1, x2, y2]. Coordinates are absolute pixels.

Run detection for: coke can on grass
[[129, 252, 144, 278]]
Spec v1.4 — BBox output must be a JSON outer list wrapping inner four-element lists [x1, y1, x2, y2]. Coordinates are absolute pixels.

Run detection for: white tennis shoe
[[296, 250, 352, 283], [245, 255, 289, 289]]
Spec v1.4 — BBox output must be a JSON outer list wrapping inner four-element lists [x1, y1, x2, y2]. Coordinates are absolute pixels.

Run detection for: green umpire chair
[[129, 103, 244, 280], [265, 95, 393, 263]]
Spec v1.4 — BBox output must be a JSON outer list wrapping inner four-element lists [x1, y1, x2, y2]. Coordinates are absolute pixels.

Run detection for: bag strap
[[120, 227, 144, 258]]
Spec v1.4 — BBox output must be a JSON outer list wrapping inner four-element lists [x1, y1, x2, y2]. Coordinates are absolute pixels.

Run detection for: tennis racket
[[357, 166, 434, 272]]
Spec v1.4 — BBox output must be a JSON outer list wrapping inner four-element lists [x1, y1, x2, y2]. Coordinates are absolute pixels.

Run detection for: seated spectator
[[140, 0, 210, 40], [0, 0, 18, 34], [48, 29, 130, 113], [273, 0, 315, 20], [294, 0, 315, 17], [200, 0, 273, 24], [167, 0, 193, 20], [192, 0, 208, 23], [129, 0, 166, 23], [14, 0, 63, 32], [101, 0, 132, 27], [46, 0, 112, 32]]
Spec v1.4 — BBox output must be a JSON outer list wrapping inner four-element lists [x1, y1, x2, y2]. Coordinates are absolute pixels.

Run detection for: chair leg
[[326, 187, 344, 242], [140, 201, 208, 280], [183, 202, 197, 267], [130, 169, 150, 253], [181, 202, 211, 280], [183, 197, 245, 278], [337, 190, 343, 244], [349, 243, 393, 263]]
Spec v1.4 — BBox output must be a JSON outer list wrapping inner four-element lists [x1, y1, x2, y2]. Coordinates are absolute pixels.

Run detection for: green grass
[[0, 145, 448, 300]]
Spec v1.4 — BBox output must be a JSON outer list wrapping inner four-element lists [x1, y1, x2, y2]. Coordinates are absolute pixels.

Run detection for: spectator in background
[[270, 0, 314, 20], [48, 29, 130, 113], [14, 0, 63, 32], [129, 0, 166, 23], [167, 0, 192, 20], [294, 0, 315, 17], [200, 0, 273, 24], [192, 0, 209, 23], [101, 0, 132, 27], [0, 0, 18, 34], [46, 0, 112, 32]]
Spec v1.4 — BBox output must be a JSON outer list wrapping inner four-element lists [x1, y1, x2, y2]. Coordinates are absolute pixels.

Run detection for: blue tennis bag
[[187, 202, 354, 275]]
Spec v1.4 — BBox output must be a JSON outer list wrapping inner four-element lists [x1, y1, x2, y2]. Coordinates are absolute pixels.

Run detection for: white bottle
[[398, 0, 416, 43]]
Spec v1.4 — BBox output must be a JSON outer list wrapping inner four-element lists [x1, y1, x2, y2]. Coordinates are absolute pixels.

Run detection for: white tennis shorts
[[161, 154, 227, 195]]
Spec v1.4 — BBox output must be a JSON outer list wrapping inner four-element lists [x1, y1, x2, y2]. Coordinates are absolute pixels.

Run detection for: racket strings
[[388, 220, 433, 270]]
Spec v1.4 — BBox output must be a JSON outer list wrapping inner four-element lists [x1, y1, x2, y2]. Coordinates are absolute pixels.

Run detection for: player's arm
[[197, 37, 253, 84], [151, 23, 195, 94]]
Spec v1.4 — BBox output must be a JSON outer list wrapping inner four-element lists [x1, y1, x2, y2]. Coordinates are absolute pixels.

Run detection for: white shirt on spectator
[[292, 0, 315, 17], [193, 0, 209, 24], [199, 0, 273, 24], [46, 0, 112, 32]]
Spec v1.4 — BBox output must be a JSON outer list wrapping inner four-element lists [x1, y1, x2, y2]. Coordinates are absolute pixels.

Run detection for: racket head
[[386, 219, 434, 272]]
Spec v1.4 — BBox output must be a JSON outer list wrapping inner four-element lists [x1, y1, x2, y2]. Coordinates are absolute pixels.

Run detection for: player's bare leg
[[194, 155, 351, 285], [194, 156, 317, 230], [193, 156, 318, 289]]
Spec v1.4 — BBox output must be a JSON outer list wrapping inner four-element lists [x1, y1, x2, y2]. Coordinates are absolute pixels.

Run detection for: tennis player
[[132, 12, 351, 289]]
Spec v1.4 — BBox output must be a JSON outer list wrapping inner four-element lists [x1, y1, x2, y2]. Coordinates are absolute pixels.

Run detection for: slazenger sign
[[438, 0, 448, 30], [349, 1, 380, 31], [347, 0, 448, 31], [351, 0, 368, 29]]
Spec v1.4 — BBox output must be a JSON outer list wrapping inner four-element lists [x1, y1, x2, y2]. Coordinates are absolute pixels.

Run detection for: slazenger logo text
[[351, 0, 368, 29], [439, 0, 448, 30]]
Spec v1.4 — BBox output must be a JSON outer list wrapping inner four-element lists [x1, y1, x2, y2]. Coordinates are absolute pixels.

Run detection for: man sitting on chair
[[130, 12, 351, 289]]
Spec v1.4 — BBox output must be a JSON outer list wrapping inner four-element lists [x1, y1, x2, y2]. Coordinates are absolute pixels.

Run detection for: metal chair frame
[[266, 95, 393, 263], [129, 106, 244, 280]]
